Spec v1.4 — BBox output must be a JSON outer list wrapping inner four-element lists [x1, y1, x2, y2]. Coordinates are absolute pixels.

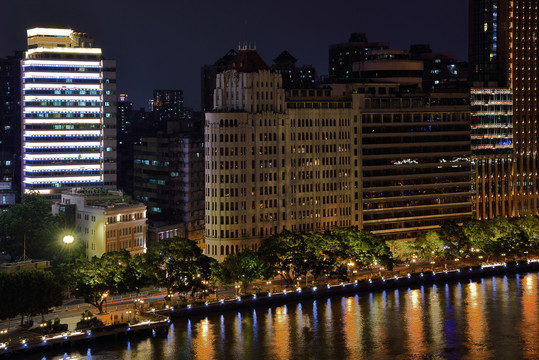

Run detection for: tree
[[388, 240, 416, 265], [0, 272, 19, 324], [259, 231, 315, 285], [463, 220, 493, 261], [334, 227, 394, 275], [413, 230, 445, 262], [514, 215, 539, 250], [0, 271, 63, 324], [464, 217, 527, 261], [440, 222, 470, 258], [485, 216, 528, 259], [122, 254, 151, 297], [145, 237, 216, 298], [0, 193, 64, 261], [215, 249, 268, 294], [21, 271, 63, 322], [68, 255, 119, 313]]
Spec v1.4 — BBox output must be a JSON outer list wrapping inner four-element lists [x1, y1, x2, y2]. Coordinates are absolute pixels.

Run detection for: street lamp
[[63, 235, 74, 258], [63, 235, 74, 299]]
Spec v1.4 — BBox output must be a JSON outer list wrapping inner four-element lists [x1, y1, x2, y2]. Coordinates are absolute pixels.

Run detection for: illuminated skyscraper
[[469, 0, 539, 218], [21, 28, 116, 199]]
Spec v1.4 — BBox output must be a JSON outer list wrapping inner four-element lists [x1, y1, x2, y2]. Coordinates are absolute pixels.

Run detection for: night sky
[[1, 1, 468, 110]]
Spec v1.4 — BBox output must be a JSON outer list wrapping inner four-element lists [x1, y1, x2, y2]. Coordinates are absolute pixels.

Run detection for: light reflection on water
[[33, 273, 539, 360]]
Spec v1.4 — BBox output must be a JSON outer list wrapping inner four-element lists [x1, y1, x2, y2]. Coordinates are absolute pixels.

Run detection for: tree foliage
[[0, 270, 63, 323], [259, 231, 314, 284], [215, 249, 268, 293], [513, 215, 539, 250], [413, 230, 445, 261], [67, 251, 135, 313], [439, 221, 470, 258], [0, 193, 69, 262], [145, 237, 216, 297], [334, 227, 394, 272]]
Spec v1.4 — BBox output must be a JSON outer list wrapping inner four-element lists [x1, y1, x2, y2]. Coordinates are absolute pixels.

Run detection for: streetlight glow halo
[[63, 235, 74, 244]]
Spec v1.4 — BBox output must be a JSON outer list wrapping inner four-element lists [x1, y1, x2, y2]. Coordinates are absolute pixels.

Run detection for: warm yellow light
[[27, 28, 73, 37], [63, 235, 74, 245], [26, 47, 102, 56]]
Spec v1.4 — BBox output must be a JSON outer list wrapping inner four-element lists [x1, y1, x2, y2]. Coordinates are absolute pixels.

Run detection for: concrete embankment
[[162, 260, 539, 319], [0, 314, 169, 358]]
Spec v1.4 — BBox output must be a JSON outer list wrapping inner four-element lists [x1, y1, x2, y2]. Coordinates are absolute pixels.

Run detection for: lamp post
[[63, 235, 74, 259], [63, 235, 74, 299]]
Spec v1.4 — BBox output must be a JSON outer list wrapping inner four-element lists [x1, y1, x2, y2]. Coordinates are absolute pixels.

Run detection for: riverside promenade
[[0, 311, 169, 358], [160, 259, 539, 319], [1, 258, 538, 358]]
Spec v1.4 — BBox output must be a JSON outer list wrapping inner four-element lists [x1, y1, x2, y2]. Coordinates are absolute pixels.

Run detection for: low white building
[[53, 189, 147, 258]]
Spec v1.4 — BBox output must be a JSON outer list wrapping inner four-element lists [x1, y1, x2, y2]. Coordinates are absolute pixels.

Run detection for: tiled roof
[[228, 49, 270, 73]]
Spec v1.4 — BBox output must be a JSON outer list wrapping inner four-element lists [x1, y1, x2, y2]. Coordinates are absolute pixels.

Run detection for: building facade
[[272, 50, 316, 90], [328, 33, 389, 81], [21, 28, 117, 199], [469, 0, 539, 219], [0, 51, 23, 206], [53, 189, 147, 258], [205, 48, 472, 260], [133, 134, 205, 243]]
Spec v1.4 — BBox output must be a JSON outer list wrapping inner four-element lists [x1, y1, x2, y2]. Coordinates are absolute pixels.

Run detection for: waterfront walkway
[[0, 257, 536, 357]]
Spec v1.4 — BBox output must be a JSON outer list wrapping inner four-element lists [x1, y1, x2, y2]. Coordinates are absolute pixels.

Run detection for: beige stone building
[[205, 47, 472, 261], [53, 189, 147, 258]]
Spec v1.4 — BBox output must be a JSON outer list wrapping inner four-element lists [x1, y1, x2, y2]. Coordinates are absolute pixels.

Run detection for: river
[[33, 272, 539, 359]]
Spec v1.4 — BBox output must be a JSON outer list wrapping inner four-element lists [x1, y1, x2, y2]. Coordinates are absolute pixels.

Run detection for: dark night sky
[[1, 0, 468, 110]]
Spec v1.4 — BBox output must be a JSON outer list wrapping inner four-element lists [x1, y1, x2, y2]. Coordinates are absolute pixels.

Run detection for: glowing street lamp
[[63, 234, 75, 299], [63, 235, 74, 258]]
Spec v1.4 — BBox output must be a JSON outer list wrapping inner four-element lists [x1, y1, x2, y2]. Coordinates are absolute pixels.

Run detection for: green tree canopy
[[0, 193, 68, 262], [67, 251, 133, 313], [513, 215, 539, 250], [413, 230, 445, 262], [334, 227, 394, 272], [145, 237, 216, 297], [0, 270, 63, 323], [258, 231, 315, 284], [440, 221, 470, 258], [214, 249, 268, 293]]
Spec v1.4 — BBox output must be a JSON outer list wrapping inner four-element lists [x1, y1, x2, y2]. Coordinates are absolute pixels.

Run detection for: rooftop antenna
[[244, 20, 247, 49]]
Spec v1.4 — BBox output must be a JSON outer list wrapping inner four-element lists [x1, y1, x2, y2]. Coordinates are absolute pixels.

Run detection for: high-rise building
[[328, 33, 389, 81], [0, 51, 23, 206], [21, 28, 116, 199], [153, 90, 183, 120], [133, 134, 205, 244], [272, 51, 316, 90], [204, 47, 472, 260], [469, 0, 538, 219], [409, 44, 468, 91], [352, 49, 424, 90], [116, 94, 134, 195]]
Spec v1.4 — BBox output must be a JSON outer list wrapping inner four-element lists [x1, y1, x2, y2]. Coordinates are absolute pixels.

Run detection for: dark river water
[[36, 272, 539, 359]]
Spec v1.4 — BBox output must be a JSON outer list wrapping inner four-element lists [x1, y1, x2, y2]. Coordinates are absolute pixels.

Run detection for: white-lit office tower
[[21, 28, 117, 199]]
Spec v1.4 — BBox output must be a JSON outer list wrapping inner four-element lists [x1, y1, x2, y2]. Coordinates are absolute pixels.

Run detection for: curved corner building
[[204, 47, 286, 259], [21, 28, 117, 199]]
